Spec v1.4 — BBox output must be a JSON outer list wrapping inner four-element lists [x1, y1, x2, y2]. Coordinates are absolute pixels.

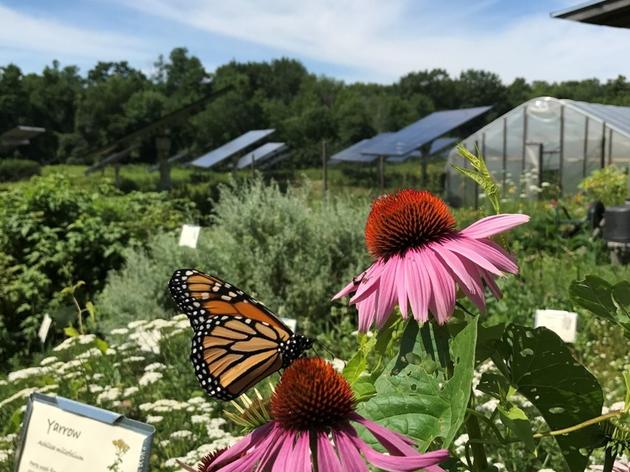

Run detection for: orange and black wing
[[191, 315, 291, 400], [168, 269, 290, 332]]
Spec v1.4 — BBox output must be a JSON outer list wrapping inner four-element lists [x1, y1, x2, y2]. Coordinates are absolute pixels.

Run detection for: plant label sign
[[15, 393, 154, 472], [534, 309, 578, 343], [37, 314, 52, 343], [178, 224, 201, 249]]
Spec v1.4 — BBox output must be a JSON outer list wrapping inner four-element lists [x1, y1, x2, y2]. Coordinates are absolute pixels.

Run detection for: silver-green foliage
[[97, 178, 371, 334]]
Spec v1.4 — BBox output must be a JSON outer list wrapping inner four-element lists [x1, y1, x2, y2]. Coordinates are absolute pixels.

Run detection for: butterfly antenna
[[314, 339, 338, 360]]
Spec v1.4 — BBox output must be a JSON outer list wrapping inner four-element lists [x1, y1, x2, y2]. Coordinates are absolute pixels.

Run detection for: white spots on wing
[[220, 295, 231, 301], [228, 291, 237, 297]]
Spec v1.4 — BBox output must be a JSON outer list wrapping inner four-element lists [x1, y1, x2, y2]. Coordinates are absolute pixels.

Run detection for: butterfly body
[[168, 269, 312, 400]]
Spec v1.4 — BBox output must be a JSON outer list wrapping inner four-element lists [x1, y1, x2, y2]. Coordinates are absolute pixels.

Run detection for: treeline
[[1, 47, 629, 167]]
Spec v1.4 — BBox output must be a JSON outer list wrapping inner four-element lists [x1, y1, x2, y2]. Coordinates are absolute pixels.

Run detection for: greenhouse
[[446, 96, 630, 207]]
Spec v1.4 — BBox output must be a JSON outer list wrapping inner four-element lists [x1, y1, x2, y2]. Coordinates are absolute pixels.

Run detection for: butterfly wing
[[168, 269, 291, 333], [191, 315, 290, 400]]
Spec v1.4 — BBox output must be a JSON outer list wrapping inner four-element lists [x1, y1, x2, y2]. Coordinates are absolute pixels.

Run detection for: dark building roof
[[552, 0, 630, 28]]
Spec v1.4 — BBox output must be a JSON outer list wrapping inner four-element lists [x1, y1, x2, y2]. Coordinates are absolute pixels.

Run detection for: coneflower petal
[[211, 422, 274, 471], [406, 254, 429, 323], [334, 429, 370, 472], [344, 425, 448, 472], [461, 238, 518, 274], [424, 251, 456, 324], [316, 431, 343, 472], [460, 214, 529, 239], [350, 414, 417, 455], [441, 238, 502, 275], [288, 432, 311, 472], [395, 257, 409, 319], [431, 245, 475, 293]]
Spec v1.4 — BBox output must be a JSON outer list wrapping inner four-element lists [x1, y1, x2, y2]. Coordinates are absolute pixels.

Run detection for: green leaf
[[612, 281, 630, 317], [492, 325, 604, 472], [357, 362, 452, 450], [94, 337, 109, 354], [452, 145, 501, 214], [358, 316, 478, 449], [477, 372, 511, 400], [624, 370, 630, 413], [571, 276, 630, 338], [343, 334, 377, 387], [442, 315, 478, 445], [85, 301, 96, 323], [569, 276, 616, 322], [475, 322, 505, 365], [64, 326, 80, 337], [498, 404, 535, 452], [353, 378, 377, 402]]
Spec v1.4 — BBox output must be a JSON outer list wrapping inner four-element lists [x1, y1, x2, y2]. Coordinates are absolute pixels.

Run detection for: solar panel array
[[329, 133, 394, 163], [387, 137, 458, 163], [362, 106, 491, 157], [0, 126, 45, 152], [236, 142, 288, 169], [191, 129, 275, 168]]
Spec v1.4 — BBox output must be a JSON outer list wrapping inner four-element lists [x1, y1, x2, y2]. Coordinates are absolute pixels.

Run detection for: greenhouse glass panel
[[445, 97, 630, 207], [482, 120, 503, 182], [505, 109, 524, 193], [562, 107, 586, 194], [526, 99, 561, 190], [611, 130, 630, 168], [585, 120, 604, 176]]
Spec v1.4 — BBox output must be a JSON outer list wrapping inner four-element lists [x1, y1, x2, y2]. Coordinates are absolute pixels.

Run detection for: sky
[[1, 0, 629, 85]]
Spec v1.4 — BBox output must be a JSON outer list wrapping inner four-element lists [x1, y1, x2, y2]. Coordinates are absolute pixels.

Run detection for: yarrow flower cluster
[[190, 358, 448, 472], [335, 189, 529, 331]]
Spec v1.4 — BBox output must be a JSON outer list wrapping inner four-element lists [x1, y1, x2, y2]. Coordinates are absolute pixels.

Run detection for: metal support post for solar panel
[[538, 144, 544, 189], [564, 105, 568, 195], [607, 128, 613, 165], [378, 156, 385, 191], [522, 106, 528, 171], [156, 135, 171, 190], [420, 154, 428, 189], [321, 139, 328, 200], [502, 117, 507, 192], [251, 153, 256, 179], [600, 123, 606, 169], [582, 117, 589, 178]]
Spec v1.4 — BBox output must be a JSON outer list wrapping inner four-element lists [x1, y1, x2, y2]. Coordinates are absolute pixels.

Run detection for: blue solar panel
[[329, 133, 394, 163], [191, 129, 275, 168], [387, 137, 458, 163], [236, 142, 287, 169], [362, 106, 490, 157]]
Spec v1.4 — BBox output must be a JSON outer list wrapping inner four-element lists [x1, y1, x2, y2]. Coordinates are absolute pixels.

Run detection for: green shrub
[[0, 174, 197, 366], [0, 159, 41, 182], [97, 178, 371, 336], [579, 165, 628, 206]]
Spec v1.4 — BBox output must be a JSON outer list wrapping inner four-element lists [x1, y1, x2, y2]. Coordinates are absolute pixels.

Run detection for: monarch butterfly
[[168, 269, 312, 400]]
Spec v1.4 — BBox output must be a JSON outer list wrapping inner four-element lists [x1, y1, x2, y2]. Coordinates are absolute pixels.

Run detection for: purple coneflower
[[334, 190, 529, 331], [195, 357, 448, 472]]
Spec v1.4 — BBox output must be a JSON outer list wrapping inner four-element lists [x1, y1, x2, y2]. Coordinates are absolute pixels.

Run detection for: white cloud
[[118, 0, 630, 83], [0, 4, 150, 66]]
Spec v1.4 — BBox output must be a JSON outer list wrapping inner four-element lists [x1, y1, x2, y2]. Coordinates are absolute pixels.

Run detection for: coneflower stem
[[465, 412, 489, 471], [532, 410, 624, 438], [602, 446, 616, 472]]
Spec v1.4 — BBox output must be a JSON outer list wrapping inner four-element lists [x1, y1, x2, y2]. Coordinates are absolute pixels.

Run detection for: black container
[[604, 205, 630, 243]]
